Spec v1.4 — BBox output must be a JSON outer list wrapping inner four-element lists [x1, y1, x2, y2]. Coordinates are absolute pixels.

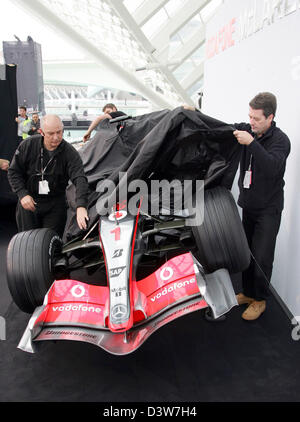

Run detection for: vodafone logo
[[160, 267, 174, 281], [52, 304, 101, 313], [150, 278, 196, 302], [71, 285, 85, 298], [108, 210, 127, 221]]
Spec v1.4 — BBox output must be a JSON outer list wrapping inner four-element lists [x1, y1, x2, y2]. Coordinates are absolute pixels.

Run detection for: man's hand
[[0, 159, 9, 171], [76, 207, 89, 230], [233, 130, 254, 145], [83, 132, 90, 143], [20, 195, 37, 212], [183, 105, 196, 111]]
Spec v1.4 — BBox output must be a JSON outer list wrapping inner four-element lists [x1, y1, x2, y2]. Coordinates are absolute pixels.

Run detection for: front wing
[[18, 252, 237, 355]]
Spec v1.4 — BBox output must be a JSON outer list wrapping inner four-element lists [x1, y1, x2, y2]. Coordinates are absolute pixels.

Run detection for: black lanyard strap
[[40, 148, 55, 180]]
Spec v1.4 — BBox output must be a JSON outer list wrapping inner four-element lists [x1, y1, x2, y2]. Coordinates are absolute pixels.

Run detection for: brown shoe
[[236, 293, 254, 306], [242, 300, 266, 321]]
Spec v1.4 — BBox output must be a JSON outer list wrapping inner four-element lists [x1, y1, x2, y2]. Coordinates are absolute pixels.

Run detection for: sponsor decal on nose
[[71, 285, 85, 298]]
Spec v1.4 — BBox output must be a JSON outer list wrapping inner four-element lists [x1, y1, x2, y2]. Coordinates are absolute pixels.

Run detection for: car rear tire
[[6, 228, 62, 313], [192, 187, 250, 273]]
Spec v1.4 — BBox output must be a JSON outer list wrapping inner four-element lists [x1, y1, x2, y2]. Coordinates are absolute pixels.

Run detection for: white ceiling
[[9, 0, 223, 108]]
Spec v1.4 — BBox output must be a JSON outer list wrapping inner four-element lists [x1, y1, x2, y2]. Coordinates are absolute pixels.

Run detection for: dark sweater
[[234, 121, 291, 213], [8, 134, 88, 208]]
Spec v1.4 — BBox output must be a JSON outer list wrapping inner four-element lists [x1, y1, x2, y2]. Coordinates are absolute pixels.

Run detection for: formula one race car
[[6, 107, 250, 355]]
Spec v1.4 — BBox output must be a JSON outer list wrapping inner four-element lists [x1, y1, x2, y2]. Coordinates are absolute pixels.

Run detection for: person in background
[[83, 103, 126, 142], [28, 112, 41, 136], [8, 114, 89, 237], [15, 106, 31, 141], [232, 92, 290, 321]]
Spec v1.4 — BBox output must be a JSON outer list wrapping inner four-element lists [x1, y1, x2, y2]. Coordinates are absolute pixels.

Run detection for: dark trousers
[[242, 209, 282, 301], [16, 196, 67, 237]]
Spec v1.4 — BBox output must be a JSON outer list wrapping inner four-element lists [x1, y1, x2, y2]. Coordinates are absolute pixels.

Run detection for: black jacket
[[28, 119, 41, 136], [8, 134, 88, 208], [234, 121, 291, 213]]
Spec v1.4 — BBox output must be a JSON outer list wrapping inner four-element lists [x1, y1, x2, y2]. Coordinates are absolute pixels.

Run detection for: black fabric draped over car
[[65, 106, 240, 240]]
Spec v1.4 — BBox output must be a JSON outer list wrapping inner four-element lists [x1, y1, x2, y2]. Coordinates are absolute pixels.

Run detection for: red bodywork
[[20, 210, 212, 355], [34, 252, 207, 332]]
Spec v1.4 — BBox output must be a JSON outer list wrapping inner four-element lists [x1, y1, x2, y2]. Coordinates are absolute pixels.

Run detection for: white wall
[[203, 0, 300, 317]]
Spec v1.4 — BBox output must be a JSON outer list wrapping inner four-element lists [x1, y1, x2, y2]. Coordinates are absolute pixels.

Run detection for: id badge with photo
[[243, 170, 252, 189], [39, 180, 50, 195]]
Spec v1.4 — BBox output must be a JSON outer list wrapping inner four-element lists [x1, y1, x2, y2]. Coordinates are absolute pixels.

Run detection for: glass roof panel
[[123, 0, 146, 14], [189, 44, 205, 65], [164, 0, 187, 18], [173, 61, 195, 83], [200, 0, 223, 23], [187, 79, 203, 97], [173, 14, 202, 44], [141, 8, 169, 38], [8, 0, 222, 107]]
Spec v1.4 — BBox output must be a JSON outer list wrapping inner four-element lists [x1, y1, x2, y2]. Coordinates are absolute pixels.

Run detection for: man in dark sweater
[[83, 103, 126, 143], [232, 92, 290, 320], [8, 114, 89, 237]]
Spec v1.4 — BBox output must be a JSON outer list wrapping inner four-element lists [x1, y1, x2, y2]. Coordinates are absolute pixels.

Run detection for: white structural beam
[[180, 61, 205, 91], [108, 0, 155, 56], [11, 0, 175, 109], [133, 0, 170, 27], [151, 0, 210, 60], [109, 0, 194, 106], [43, 61, 135, 92]]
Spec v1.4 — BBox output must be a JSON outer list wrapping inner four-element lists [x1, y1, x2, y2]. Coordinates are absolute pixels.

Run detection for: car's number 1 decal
[[110, 226, 121, 241]]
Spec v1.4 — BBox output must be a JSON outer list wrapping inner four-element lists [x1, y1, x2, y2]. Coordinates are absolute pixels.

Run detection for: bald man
[[8, 114, 89, 236]]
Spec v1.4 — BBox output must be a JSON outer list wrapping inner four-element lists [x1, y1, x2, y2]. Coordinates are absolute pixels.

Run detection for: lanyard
[[40, 148, 55, 181], [248, 154, 253, 171]]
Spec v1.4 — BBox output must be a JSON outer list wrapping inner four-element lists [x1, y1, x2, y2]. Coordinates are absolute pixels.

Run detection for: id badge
[[243, 170, 252, 189], [39, 180, 50, 195]]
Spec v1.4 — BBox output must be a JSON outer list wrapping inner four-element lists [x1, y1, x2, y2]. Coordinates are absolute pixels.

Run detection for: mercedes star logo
[[111, 304, 128, 321]]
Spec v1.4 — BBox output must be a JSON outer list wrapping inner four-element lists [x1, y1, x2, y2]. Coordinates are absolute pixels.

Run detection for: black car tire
[[192, 187, 250, 273], [6, 228, 62, 313]]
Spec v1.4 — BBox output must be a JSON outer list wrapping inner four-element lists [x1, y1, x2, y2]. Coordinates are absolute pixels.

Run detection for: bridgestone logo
[[150, 278, 196, 302], [45, 330, 97, 339], [52, 304, 101, 313]]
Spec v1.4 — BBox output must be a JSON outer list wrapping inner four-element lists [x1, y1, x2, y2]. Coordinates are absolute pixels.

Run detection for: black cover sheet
[[0, 64, 18, 204], [66, 106, 240, 239]]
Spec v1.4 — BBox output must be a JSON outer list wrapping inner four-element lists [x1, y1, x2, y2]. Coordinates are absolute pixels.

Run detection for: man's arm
[[28, 122, 38, 136], [233, 127, 291, 178], [247, 133, 290, 177], [66, 146, 89, 230], [8, 144, 30, 200], [7, 143, 37, 211], [83, 113, 112, 142]]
